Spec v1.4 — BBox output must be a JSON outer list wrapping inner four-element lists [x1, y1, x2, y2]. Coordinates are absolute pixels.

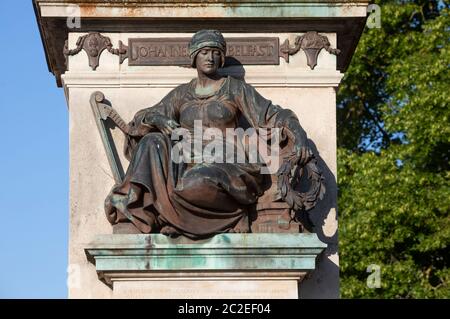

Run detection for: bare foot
[[160, 225, 181, 238]]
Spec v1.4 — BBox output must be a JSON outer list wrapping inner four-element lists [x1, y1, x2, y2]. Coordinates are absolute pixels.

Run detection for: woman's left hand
[[295, 145, 313, 166]]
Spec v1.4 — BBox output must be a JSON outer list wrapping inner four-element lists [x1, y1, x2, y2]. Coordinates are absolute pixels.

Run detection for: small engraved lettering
[[128, 37, 279, 66]]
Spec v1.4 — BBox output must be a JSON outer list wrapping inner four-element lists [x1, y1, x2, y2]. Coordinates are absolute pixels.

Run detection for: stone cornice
[[35, 0, 369, 4], [37, 0, 369, 18], [34, 0, 368, 87]]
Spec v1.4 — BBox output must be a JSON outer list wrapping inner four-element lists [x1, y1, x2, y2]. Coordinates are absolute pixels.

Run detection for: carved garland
[[63, 32, 128, 70], [279, 31, 340, 69]]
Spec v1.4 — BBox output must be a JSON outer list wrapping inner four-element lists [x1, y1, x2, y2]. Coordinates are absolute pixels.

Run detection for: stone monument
[[34, 0, 369, 298]]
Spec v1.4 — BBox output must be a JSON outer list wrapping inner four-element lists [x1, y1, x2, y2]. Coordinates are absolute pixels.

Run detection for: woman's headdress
[[188, 29, 226, 68]]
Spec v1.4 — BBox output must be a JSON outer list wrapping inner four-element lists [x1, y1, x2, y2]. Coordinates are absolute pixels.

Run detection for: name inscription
[[128, 37, 279, 66]]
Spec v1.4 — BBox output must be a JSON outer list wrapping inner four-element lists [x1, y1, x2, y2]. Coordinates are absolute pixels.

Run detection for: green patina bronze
[[85, 233, 326, 286]]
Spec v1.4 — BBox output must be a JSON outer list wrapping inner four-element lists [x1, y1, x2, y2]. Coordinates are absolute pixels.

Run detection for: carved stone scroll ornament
[[108, 40, 129, 65], [279, 31, 341, 69], [63, 32, 129, 70]]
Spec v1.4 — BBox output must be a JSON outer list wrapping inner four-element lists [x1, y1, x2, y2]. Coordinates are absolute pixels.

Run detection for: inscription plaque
[[128, 37, 279, 66]]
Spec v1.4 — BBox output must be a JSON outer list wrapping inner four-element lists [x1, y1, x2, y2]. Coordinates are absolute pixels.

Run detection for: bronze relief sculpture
[[98, 30, 325, 239]]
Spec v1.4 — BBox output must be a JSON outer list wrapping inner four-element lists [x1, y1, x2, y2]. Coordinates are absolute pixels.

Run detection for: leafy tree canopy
[[338, 0, 449, 298]]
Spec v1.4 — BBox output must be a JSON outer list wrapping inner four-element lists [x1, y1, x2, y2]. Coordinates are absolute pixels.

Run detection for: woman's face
[[195, 47, 222, 75]]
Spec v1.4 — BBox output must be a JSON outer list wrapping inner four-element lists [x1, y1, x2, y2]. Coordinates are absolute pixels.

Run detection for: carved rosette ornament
[[63, 32, 129, 70], [279, 31, 340, 69]]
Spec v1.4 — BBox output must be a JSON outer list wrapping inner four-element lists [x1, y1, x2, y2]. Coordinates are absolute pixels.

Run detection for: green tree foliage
[[338, 0, 449, 298]]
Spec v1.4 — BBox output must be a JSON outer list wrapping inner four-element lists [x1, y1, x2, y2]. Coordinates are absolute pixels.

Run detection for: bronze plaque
[[128, 37, 279, 66]]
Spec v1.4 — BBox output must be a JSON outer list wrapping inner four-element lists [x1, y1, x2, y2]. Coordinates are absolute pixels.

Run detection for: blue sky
[[0, 1, 68, 298]]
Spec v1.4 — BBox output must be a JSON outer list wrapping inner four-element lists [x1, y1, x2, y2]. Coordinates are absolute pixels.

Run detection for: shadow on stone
[[298, 139, 339, 298], [219, 57, 246, 80]]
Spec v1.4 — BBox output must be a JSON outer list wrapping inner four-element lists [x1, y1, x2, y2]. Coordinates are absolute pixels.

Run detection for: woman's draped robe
[[105, 76, 308, 239]]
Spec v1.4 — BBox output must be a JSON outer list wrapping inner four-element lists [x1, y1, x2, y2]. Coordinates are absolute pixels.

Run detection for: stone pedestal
[[34, 0, 369, 298], [85, 234, 326, 299]]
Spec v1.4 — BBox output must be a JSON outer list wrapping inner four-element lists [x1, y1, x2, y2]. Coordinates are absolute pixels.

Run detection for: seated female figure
[[105, 30, 314, 239]]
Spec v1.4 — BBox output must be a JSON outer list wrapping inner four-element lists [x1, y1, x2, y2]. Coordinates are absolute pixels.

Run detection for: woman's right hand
[[144, 113, 180, 136]]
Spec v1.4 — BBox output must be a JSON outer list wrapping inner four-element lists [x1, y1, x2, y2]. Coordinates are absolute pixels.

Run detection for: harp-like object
[[90, 91, 130, 184]]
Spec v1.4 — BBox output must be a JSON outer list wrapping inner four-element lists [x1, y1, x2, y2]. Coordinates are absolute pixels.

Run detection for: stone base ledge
[[85, 233, 326, 298]]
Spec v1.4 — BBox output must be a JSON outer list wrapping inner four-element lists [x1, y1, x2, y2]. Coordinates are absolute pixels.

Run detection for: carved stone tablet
[[128, 37, 279, 66]]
